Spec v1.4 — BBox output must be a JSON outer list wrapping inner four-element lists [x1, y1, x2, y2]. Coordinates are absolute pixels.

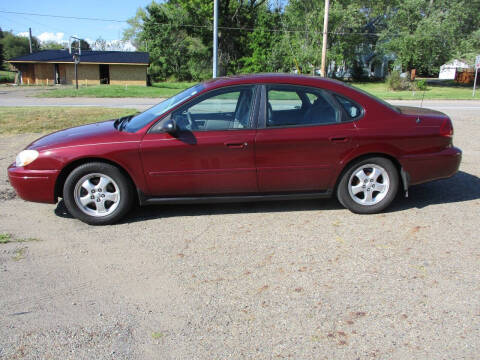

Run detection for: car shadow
[[387, 170, 480, 212], [54, 171, 480, 223], [123, 197, 340, 223]]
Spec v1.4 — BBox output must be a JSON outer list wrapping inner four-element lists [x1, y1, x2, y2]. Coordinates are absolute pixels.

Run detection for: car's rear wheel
[[63, 162, 133, 225], [336, 157, 399, 214]]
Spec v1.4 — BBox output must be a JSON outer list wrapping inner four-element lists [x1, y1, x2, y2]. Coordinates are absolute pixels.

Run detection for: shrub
[[386, 71, 411, 91], [416, 79, 427, 90]]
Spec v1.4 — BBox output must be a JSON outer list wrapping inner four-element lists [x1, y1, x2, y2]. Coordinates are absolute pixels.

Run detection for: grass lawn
[[0, 107, 136, 135], [34, 78, 480, 100], [352, 81, 480, 100], [36, 82, 196, 98]]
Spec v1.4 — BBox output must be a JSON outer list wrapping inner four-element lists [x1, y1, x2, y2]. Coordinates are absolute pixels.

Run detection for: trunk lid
[[395, 105, 448, 118]]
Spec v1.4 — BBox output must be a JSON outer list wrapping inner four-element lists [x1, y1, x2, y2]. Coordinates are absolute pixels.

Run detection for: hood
[[395, 106, 448, 118], [27, 120, 122, 150]]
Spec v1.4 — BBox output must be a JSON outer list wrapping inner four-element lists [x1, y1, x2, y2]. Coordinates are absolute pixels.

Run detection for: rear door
[[255, 84, 358, 192], [140, 85, 259, 196]]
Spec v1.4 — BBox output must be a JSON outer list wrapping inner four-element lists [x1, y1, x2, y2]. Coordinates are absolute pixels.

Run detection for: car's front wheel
[[63, 162, 134, 225], [336, 157, 399, 214]]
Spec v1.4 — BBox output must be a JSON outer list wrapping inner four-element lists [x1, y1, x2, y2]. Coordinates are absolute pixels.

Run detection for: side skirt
[[139, 190, 332, 206]]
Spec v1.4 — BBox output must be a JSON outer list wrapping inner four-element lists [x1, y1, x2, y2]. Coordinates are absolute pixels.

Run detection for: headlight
[[15, 150, 39, 167]]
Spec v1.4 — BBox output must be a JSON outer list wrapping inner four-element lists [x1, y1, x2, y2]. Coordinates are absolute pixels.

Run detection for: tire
[[63, 162, 134, 225], [336, 157, 399, 214]]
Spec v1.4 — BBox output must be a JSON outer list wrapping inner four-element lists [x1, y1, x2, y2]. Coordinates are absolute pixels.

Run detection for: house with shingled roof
[[7, 50, 149, 86]]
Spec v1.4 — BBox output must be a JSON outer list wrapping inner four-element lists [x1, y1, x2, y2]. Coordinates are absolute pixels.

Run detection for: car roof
[[200, 73, 398, 114], [202, 73, 349, 91]]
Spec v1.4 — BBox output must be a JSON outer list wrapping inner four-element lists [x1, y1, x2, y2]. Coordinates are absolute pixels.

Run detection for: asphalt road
[[0, 86, 159, 110], [0, 99, 479, 359]]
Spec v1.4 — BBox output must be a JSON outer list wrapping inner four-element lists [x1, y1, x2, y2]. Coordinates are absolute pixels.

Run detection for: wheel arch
[[54, 157, 138, 202], [333, 152, 406, 194]]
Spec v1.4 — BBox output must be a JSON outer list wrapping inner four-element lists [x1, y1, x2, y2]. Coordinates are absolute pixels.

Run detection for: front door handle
[[329, 137, 349, 143], [224, 142, 248, 149]]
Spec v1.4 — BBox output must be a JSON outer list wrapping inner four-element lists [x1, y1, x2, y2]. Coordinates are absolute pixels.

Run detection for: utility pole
[[28, 27, 33, 53], [320, 0, 329, 77], [213, 0, 218, 78], [69, 36, 81, 90]]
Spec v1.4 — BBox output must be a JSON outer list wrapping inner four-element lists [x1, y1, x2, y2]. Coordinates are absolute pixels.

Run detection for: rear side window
[[268, 90, 302, 111], [335, 95, 362, 118], [266, 85, 340, 127]]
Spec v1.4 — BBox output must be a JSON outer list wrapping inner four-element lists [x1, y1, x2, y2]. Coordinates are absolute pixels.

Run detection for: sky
[[0, 0, 153, 48]]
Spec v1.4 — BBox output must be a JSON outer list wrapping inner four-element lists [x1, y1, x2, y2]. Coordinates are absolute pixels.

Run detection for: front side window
[[124, 83, 205, 132], [266, 85, 341, 127], [170, 86, 255, 131]]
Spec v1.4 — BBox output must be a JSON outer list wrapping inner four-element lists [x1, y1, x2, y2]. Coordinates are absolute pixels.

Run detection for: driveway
[[0, 101, 479, 359]]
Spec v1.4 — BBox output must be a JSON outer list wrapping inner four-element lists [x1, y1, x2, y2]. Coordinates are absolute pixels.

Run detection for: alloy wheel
[[73, 173, 121, 217]]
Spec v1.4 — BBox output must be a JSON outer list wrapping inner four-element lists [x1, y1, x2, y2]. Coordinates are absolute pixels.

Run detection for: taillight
[[440, 118, 453, 137]]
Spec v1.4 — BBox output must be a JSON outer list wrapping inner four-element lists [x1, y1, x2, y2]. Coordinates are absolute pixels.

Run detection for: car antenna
[[416, 87, 427, 124], [420, 88, 426, 109]]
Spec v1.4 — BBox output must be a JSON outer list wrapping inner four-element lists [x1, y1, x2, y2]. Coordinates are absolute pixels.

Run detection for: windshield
[[123, 83, 205, 132]]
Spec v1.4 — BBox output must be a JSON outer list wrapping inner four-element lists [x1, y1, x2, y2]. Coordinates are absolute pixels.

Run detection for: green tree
[[122, 7, 147, 50], [240, 4, 283, 73], [273, 0, 389, 75], [379, 0, 480, 76], [170, 0, 267, 75], [0, 31, 40, 60], [0, 28, 4, 70], [453, 29, 480, 65], [122, 0, 480, 80], [140, 2, 209, 80], [41, 41, 65, 50], [70, 39, 91, 52], [125, 0, 267, 79]]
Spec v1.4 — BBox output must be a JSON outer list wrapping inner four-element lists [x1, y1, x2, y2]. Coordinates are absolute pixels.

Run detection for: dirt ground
[[0, 102, 479, 359]]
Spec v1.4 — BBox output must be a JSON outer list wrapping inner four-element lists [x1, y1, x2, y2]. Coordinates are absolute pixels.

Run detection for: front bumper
[[400, 146, 462, 185], [7, 164, 59, 204]]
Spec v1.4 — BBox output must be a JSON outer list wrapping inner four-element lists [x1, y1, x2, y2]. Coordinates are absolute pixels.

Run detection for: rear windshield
[[124, 83, 205, 132], [345, 83, 400, 113]]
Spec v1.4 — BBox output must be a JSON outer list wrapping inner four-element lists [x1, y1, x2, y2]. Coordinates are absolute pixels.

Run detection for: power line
[[0, 10, 127, 23], [0, 10, 379, 35], [0, 9, 471, 38]]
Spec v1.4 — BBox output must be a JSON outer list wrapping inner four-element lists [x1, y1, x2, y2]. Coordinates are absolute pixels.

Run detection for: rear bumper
[[400, 146, 462, 185], [7, 164, 59, 204]]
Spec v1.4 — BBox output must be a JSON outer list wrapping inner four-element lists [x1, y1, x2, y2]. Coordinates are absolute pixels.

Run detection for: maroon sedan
[[8, 74, 461, 225]]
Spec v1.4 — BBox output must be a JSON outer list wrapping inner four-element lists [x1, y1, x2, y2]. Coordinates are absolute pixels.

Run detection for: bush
[[386, 71, 411, 91], [416, 79, 427, 90], [0, 70, 16, 83]]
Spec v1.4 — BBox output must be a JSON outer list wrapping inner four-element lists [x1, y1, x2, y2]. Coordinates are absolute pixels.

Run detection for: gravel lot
[[1, 102, 479, 359]]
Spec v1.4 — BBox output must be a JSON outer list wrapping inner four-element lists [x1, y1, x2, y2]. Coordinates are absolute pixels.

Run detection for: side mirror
[[161, 118, 177, 133]]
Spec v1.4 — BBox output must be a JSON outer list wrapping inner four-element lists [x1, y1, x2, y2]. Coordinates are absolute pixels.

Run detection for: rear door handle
[[330, 137, 349, 143], [224, 142, 248, 149]]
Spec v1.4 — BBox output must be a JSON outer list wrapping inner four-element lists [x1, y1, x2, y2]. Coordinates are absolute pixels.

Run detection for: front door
[[99, 64, 110, 84], [255, 84, 358, 192], [141, 85, 259, 196]]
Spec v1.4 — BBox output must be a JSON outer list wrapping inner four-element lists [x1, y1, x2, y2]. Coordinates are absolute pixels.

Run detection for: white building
[[439, 59, 470, 80]]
